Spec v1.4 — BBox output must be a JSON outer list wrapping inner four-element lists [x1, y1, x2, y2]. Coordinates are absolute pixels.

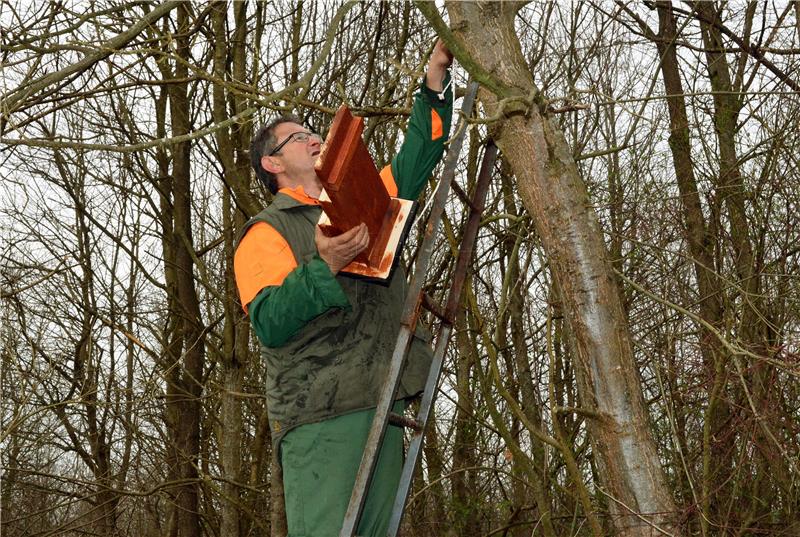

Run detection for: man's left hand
[[426, 38, 453, 93], [430, 38, 453, 70]]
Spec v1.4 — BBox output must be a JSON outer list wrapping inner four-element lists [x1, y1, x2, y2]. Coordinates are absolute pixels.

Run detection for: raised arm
[[382, 39, 455, 201]]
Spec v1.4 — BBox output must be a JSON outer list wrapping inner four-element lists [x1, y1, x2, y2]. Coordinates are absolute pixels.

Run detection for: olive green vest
[[240, 193, 433, 441]]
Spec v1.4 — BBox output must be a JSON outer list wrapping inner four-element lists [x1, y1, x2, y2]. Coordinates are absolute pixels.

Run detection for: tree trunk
[[501, 166, 555, 537], [159, 4, 204, 536], [452, 307, 480, 537], [438, 2, 678, 534], [422, 403, 448, 536], [651, 5, 729, 532], [211, 2, 260, 535], [54, 157, 121, 536], [693, 3, 786, 529]]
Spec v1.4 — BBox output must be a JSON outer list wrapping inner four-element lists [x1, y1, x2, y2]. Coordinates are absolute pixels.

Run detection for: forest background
[[2, 1, 800, 536]]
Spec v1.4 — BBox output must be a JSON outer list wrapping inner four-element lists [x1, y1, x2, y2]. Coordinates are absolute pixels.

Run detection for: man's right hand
[[315, 223, 370, 274]]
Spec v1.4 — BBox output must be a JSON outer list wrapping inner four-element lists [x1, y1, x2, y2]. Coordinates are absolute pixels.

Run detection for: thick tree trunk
[[441, 2, 678, 534]]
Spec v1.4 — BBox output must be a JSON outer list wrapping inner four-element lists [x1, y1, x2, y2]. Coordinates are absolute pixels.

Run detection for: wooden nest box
[[315, 105, 416, 282]]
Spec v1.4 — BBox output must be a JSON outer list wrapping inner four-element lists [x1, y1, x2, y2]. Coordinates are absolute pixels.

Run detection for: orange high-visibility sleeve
[[431, 109, 443, 140], [379, 164, 398, 197], [234, 222, 298, 312]]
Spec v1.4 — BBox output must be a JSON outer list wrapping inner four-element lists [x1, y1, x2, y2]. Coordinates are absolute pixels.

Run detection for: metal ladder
[[340, 81, 499, 537]]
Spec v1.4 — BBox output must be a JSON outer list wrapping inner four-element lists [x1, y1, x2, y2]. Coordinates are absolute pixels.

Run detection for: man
[[234, 40, 453, 536]]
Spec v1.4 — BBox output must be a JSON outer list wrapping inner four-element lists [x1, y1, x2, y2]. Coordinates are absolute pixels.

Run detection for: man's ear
[[261, 155, 282, 174]]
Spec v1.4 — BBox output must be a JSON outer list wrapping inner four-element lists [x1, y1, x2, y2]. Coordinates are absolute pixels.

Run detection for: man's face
[[264, 122, 322, 181]]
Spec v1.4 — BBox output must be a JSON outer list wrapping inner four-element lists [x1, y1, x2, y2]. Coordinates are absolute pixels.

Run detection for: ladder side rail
[[399, 81, 480, 321], [385, 323, 452, 537], [339, 82, 480, 537], [386, 141, 498, 537], [443, 141, 497, 317]]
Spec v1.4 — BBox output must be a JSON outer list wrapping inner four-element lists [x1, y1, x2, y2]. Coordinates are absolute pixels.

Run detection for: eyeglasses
[[269, 131, 322, 156]]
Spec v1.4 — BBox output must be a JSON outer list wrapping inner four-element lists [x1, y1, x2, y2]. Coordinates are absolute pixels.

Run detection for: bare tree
[[3, 2, 800, 536]]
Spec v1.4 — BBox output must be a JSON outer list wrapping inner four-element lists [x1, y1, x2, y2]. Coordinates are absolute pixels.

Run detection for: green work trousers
[[280, 402, 405, 537]]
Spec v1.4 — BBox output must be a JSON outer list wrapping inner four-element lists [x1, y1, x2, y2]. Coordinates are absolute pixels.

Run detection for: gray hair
[[250, 114, 302, 194]]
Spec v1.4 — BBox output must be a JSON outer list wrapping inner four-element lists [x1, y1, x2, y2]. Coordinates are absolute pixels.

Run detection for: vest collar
[[277, 185, 322, 207]]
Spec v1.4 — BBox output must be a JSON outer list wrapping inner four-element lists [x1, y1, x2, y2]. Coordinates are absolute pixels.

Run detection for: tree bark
[[211, 2, 259, 535], [452, 307, 480, 537], [651, 5, 729, 532], [158, 5, 204, 537], [693, 3, 787, 528], [436, 2, 679, 534]]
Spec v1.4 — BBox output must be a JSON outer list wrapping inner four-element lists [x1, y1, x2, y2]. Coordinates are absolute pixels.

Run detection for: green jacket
[[244, 76, 453, 440]]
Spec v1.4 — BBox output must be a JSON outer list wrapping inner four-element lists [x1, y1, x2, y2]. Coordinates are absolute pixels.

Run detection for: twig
[[596, 488, 677, 537], [615, 269, 800, 376]]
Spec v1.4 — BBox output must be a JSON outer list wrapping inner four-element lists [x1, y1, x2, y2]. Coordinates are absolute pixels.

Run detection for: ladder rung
[[451, 181, 481, 212], [387, 412, 422, 431], [421, 293, 450, 323]]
